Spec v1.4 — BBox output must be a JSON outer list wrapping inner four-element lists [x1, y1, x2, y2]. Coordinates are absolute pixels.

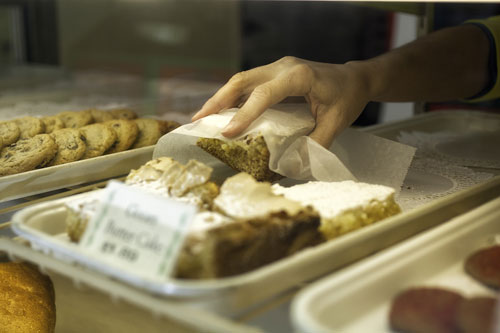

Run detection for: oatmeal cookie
[[109, 108, 137, 120], [41, 115, 65, 133], [104, 119, 139, 153], [0, 134, 57, 176], [48, 128, 86, 166], [0, 121, 20, 146], [57, 110, 94, 128], [14, 117, 45, 139], [80, 123, 117, 159], [89, 109, 114, 122], [131, 118, 179, 149]]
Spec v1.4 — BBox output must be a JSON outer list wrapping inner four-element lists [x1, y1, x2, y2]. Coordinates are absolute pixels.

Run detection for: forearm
[[349, 24, 491, 103]]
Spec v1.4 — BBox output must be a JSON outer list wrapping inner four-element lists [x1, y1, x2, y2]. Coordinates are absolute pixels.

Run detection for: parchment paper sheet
[[154, 105, 416, 192]]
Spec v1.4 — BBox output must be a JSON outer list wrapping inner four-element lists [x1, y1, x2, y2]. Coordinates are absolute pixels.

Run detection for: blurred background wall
[[1, 1, 500, 122]]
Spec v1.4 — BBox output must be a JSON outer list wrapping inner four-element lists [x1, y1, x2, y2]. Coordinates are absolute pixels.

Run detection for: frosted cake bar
[[272, 180, 401, 240], [65, 158, 321, 279], [196, 133, 281, 182]]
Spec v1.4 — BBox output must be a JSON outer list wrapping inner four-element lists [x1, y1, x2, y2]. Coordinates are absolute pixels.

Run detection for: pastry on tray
[[389, 287, 465, 333], [389, 286, 498, 333], [65, 157, 322, 279], [272, 180, 401, 240], [0, 261, 56, 333], [196, 133, 281, 182], [464, 245, 500, 289], [0, 108, 180, 177]]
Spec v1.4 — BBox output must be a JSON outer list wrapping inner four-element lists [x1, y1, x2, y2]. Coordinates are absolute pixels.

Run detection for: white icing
[[214, 173, 303, 219], [188, 211, 234, 238], [65, 190, 104, 219], [272, 180, 395, 218]]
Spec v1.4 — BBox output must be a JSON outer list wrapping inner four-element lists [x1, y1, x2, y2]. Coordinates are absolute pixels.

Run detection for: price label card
[[79, 181, 197, 281]]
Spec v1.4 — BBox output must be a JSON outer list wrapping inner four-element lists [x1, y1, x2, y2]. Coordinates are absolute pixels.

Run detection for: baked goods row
[[389, 245, 500, 333], [64, 157, 401, 279], [0, 109, 180, 176]]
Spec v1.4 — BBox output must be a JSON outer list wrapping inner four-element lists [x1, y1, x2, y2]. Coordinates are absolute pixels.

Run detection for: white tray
[[8, 176, 500, 317], [0, 245, 259, 333], [0, 147, 153, 202], [291, 196, 500, 333]]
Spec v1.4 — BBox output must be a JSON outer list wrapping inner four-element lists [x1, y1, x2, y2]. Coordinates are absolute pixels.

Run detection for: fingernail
[[222, 121, 237, 135]]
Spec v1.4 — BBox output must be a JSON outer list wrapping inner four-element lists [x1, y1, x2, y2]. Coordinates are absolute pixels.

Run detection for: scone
[[14, 116, 46, 139], [196, 133, 280, 182], [272, 180, 401, 240], [0, 121, 20, 146], [57, 110, 94, 128], [109, 108, 137, 120], [41, 116, 65, 134], [79, 123, 117, 159], [48, 128, 86, 166], [0, 262, 56, 333], [89, 109, 114, 123], [0, 134, 57, 176], [131, 118, 180, 149], [104, 119, 139, 153]]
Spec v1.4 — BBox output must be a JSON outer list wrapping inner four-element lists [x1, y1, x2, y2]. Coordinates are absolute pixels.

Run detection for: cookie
[[0, 121, 20, 146], [89, 109, 114, 123], [464, 245, 500, 289], [79, 123, 117, 159], [41, 115, 65, 134], [131, 118, 180, 149], [57, 110, 94, 128], [160, 119, 180, 133], [456, 297, 497, 333], [14, 117, 45, 139], [104, 119, 139, 153], [109, 108, 138, 120], [48, 128, 86, 166], [389, 287, 464, 333], [0, 134, 57, 176]]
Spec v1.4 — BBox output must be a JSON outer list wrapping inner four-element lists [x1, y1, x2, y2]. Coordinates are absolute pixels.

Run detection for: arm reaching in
[[192, 23, 490, 148]]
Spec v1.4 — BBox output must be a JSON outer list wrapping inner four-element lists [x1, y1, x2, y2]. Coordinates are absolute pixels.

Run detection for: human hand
[[192, 56, 371, 148]]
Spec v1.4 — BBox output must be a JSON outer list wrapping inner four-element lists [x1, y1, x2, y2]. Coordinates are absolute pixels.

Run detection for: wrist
[[344, 59, 386, 102]]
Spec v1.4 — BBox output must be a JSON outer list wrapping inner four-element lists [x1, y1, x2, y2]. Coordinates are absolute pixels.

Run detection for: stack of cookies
[[0, 108, 180, 177]]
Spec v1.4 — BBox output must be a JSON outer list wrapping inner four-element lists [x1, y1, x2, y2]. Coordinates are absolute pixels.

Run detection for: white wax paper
[[153, 105, 416, 192]]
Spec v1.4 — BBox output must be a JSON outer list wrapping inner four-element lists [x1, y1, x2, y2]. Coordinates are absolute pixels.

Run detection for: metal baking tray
[[291, 196, 500, 333], [0, 146, 154, 203], [364, 110, 500, 171], [7, 175, 500, 318]]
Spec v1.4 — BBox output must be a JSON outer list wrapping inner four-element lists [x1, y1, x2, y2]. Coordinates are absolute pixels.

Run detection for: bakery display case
[[1, 1, 500, 332]]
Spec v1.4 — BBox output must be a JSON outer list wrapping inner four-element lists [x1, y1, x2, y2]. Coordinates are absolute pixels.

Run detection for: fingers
[[307, 106, 342, 149], [192, 68, 272, 121], [222, 68, 313, 137]]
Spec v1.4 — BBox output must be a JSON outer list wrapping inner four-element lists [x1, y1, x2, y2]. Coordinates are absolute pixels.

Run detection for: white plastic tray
[[291, 196, 500, 333], [0, 243, 260, 333], [0, 146, 153, 202], [8, 176, 500, 317]]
